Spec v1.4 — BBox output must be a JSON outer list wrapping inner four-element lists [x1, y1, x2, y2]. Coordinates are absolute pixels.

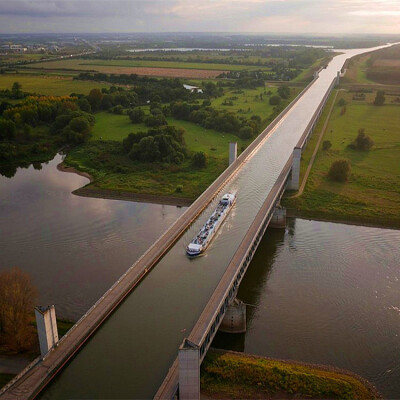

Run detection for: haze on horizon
[[0, 0, 399, 35]]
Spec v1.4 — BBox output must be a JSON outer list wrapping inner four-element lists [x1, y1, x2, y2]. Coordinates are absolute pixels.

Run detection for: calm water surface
[[214, 219, 400, 399], [0, 154, 185, 320], [1, 154, 399, 398]]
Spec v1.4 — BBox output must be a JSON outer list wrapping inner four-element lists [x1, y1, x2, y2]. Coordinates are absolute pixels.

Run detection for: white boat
[[186, 192, 236, 257]]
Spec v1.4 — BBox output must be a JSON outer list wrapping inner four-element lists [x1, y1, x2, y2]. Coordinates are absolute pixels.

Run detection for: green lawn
[[284, 90, 400, 227], [0, 73, 110, 96]]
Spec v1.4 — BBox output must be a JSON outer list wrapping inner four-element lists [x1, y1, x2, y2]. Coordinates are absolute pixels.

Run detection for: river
[[0, 154, 185, 321]]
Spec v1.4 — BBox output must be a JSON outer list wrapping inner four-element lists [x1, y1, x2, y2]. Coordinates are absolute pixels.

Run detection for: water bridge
[[0, 46, 388, 400]]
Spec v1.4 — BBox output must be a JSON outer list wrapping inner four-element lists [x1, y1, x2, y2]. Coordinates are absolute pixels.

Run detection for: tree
[[373, 90, 385, 106], [269, 95, 281, 106], [349, 128, 374, 151], [239, 126, 253, 139], [77, 98, 91, 113], [192, 151, 207, 168], [277, 86, 290, 99], [144, 114, 167, 127], [328, 159, 351, 182], [69, 116, 90, 133], [0, 268, 38, 352], [337, 98, 346, 107], [87, 89, 104, 111], [11, 82, 23, 99], [0, 119, 16, 141]]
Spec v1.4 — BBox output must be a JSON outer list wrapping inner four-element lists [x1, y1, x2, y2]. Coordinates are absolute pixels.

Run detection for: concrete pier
[[34, 306, 59, 358], [179, 340, 200, 400], [269, 206, 287, 229], [219, 298, 246, 334], [287, 147, 302, 190], [229, 142, 237, 165]]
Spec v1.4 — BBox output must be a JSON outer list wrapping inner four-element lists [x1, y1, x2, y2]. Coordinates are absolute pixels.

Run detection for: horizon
[[1, 0, 400, 35]]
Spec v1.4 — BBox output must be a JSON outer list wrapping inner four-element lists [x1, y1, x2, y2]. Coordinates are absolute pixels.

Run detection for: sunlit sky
[[0, 0, 399, 34]]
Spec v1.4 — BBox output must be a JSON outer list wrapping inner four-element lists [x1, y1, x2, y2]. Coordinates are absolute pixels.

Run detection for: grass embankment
[[0, 73, 111, 96], [284, 89, 400, 228], [66, 87, 299, 201], [201, 350, 380, 400]]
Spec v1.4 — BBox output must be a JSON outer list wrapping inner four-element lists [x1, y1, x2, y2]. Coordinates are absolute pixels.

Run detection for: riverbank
[[57, 161, 193, 206], [201, 349, 381, 399], [283, 87, 400, 229]]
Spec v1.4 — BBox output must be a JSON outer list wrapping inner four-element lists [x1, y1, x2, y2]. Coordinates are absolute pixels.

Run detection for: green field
[[0, 73, 110, 96], [284, 90, 400, 227], [201, 350, 378, 399], [69, 111, 250, 199], [27, 58, 270, 72], [212, 86, 300, 119]]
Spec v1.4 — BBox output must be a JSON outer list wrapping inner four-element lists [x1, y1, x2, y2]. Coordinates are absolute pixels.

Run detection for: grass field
[[28, 58, 271, 72], [201, 350, 378, 399], [73, 111, 250, 199], [0, 73, 110, 96], [212, 86, 301, 120], [284, 90, 400, 227]]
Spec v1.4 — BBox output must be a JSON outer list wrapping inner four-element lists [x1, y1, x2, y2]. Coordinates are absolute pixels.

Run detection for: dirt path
[[292, 89, 340, 198]]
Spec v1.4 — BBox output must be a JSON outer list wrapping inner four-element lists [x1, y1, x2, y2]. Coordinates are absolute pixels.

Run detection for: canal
[[0, 45, 398, 399]]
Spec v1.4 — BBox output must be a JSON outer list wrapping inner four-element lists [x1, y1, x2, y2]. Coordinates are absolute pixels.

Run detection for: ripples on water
[[213, 219, 400, 399]]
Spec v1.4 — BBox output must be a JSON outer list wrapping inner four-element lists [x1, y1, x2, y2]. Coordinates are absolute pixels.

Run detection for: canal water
[[0, 154, 185, 321]]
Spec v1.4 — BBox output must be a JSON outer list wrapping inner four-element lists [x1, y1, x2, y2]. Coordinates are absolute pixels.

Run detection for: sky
[[0, 0, 399, 34]]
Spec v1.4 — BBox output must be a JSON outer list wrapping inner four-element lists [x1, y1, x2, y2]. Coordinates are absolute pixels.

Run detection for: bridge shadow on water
[[211, 220, 293, 352]]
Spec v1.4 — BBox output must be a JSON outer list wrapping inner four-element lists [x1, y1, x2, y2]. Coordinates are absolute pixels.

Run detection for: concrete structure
[[269, 206, 287, 229], [178, 340, 200, 400], [287, 147, 302, 190], [1, 44, 393, 400], [219, 298, 246, 333], [229, 142, 237, 165], [34, 306, 59, 358]]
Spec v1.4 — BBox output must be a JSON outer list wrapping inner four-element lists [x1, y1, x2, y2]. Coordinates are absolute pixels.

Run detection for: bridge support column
[[229, 142, 237, 165], [336, 71, 340, 86], [287, 147, 301, 190], [219, 298, 246, 333], [35, 305, 59, 358], [269, 206, 286, 229], [179, 339, 200, 400]]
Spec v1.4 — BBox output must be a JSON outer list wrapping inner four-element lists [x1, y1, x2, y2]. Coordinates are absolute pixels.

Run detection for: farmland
[[0, 73, 111, 96]]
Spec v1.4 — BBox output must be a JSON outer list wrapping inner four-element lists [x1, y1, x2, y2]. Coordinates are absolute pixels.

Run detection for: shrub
[[337, 98, 346, 107], [349, 128, 374, 151], [175, 184, 183, 193], [373, 90, 385, 106], [269, 95, 281, 106], [277, 86, 290, 99], [239, 126, 253, 139], [192, 151, 207, 168], [328, 159, 351, 182], [322, 140, 332, 151], [128, 108, 145, 123]]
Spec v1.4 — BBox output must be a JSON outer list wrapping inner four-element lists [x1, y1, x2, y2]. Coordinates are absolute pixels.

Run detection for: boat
[[186, 192, 236, 257]]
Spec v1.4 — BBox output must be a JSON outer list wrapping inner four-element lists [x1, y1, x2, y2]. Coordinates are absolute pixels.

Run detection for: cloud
[[0, 0, 399, 33]]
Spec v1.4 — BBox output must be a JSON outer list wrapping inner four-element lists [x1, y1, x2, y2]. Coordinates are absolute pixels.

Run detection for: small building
[[183, 84, 203, 94]]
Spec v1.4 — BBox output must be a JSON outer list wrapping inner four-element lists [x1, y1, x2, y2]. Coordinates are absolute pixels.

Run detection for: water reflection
[[0, 154, 186, 320], [213, 218, 400, 399]]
